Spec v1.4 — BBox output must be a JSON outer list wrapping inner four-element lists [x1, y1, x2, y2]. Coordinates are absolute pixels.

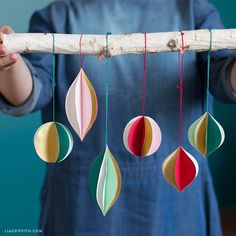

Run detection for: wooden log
[[3, 29, 236, 60]]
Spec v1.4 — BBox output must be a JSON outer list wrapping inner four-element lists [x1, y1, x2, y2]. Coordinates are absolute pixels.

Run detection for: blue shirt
[[1, 0, 236, 235]]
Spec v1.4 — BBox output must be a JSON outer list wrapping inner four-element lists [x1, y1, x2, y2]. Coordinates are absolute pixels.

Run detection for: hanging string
[[177, 31, 185, 147], [79, 34, 84, 135], [52, 34, 56, 122], [105, 32, 111, 145], [79, 34, 84, 68], [206, 29, 212, 113], [142, 32, 147, 116]]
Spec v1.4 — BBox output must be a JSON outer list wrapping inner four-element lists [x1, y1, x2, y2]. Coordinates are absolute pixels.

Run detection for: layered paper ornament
[[34, 122, 73, 163], [65, 68, 98, 141], [123, 115, 162, 157], [162, 146, 199, 192], [123, 33, 162, 157], [88, 145, 121, 216], [188, 112, 225, 157]]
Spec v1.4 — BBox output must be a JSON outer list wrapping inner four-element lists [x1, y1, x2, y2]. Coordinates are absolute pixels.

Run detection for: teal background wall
[[0, 0, 53, 233], [0, 0, 235, 232], [209, 0, 236, 209]]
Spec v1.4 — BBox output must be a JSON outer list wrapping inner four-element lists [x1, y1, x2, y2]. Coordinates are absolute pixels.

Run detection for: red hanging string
[[142, 32, 147, 116], [177, 31, 185, 147], [80, 34, 84, 68]]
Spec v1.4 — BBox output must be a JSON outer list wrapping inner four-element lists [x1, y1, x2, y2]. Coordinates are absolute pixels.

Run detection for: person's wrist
[[0, 55, 20, 94], [0, 55, 18, 78]]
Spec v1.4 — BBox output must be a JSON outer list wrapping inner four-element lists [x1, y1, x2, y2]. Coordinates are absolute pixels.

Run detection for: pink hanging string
[[177, 31, 185, 147], [79, 34, 84, 135], [141, 32, 147, 116], [80, 34, 84, 68]]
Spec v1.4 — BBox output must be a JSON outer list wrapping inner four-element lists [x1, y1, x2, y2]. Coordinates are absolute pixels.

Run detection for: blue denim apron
[[21, 0, 229, 235]]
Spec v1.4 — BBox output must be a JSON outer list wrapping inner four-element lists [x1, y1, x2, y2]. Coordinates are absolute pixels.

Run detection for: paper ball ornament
[[65, 68, 98, 141], [123, 115, 162, 157], [34, 122, 73, 163], [188, 112, 225, 157], [162, 146, 199, 192], [88, 145, 121, 216]]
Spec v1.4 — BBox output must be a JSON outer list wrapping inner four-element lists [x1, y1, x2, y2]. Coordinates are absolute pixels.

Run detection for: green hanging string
[[52, 34, 56, 122], [206, 29, 212, 113], [105, 32, 111, 146]]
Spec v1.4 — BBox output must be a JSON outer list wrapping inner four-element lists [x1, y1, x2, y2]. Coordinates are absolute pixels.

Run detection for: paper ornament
[[65, 68, 98, 141], [88, 145, 121, 216], [162, 33, 198, 192], [123, 115, 162, 157], [188, 30, 225, 157], [162, 146, 199, 192], [123, 33, 162, 157], [34, 122, 73, 163], [188, 112, 225, 157]]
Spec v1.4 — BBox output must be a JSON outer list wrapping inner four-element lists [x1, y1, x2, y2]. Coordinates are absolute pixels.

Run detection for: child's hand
[[0, 26, 18, 71]]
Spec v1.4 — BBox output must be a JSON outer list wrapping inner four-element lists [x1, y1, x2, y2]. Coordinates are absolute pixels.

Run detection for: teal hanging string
[[52, 33, 56, 122], [206, 29, 213, 113], [105, 32, 111, 145]]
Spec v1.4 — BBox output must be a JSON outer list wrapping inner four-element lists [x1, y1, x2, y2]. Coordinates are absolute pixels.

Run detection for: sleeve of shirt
[[194, 0, 236, 103], [0, 1, 68, 116]]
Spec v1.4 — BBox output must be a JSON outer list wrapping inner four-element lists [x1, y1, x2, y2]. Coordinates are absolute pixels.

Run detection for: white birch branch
[[3, 29, 236, 60]]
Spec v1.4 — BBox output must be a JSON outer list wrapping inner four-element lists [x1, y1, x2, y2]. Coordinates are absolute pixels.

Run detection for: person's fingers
[[0, 61, 17, 71], [0, 45, 7, 56], [10, 53, 18, 61], [0, 26, 18, 71], [0, 25, 14, 59], [0, 26, 14, 43], [0, 25, 14, 34], [0, 54, 17, 67], [0, 53, 17, 70], [1, 62, 17, 71]]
